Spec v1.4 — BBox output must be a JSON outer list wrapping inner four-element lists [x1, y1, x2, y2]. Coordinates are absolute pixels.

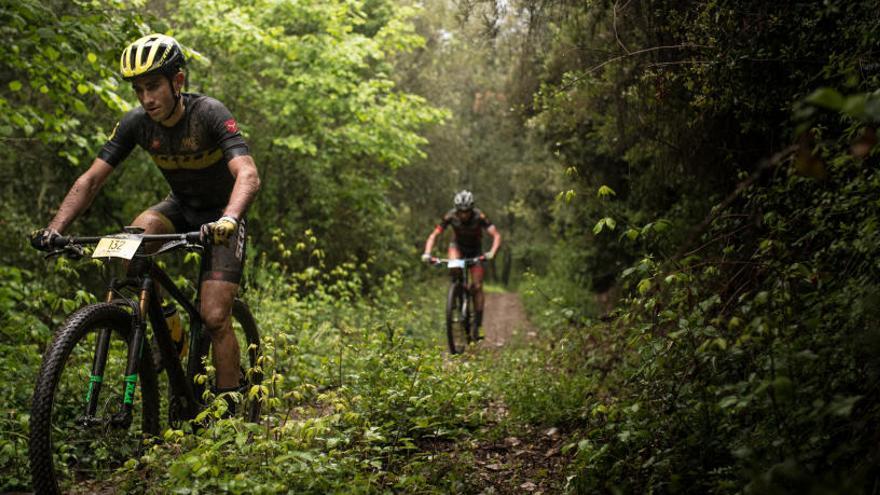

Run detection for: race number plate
[[447, 259, 465, 269], [92, 235, 142, 260]]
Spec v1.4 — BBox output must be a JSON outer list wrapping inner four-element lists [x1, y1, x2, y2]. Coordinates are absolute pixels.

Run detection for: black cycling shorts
[[148, 195, 246, 284], [448, 242, 482, 260]]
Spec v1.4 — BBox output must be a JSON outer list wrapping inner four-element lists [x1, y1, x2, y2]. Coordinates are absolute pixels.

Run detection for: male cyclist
[[30, 34, 260, 397], [421, 190, 501, 339]]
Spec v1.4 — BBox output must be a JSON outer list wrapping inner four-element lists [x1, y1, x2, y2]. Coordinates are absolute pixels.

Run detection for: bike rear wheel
[[446, 283, 469, 354], [29, 303, 160, 495]]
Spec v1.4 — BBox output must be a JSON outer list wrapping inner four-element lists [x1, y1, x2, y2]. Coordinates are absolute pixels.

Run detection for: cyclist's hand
[[483, 251, 495, 261], [30, 228, 60, 252], [201, 216, 238, 246], [421, 253, 433, 264]]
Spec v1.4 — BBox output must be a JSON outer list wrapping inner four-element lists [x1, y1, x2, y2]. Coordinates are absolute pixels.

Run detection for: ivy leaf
[[597, 185, 616, 198], [828, 395, 862, 417], [806, 87, 844, 110]]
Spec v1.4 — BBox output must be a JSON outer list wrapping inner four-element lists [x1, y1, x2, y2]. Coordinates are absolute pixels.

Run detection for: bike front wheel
[[29, 303, 160, 495], [446, 284, 469, 354]]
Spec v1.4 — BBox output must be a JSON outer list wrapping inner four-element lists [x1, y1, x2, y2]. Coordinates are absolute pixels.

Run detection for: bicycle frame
[[74, 232, 209, 428], [434, 257, 482, 349], [436, 257, 481, 295]]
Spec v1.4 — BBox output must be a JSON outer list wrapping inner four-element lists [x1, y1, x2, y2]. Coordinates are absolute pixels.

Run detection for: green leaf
[[87, 52, 97, 64], [806, 87, 844, 110], [76, 83, 89, 95], [597, 185, 616, 198], [637, 278, 651, 294], [828, 395, 862, 417], [8, 81, 22, 92], [594, 217, 616, 234]]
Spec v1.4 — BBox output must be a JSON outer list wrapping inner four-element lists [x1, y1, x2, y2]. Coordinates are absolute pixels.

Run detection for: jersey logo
[[224, 119, 239, 133], [182, 136, 198, 150], [151, 138, 161, 150]]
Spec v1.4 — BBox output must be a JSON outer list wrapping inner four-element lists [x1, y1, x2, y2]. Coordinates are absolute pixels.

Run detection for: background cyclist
[[30, 34, 260, 397], [421, 190, 501, 340]]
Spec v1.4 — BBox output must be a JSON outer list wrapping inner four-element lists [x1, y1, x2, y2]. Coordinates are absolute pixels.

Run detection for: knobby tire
[[29, 303, 159, 495], [446, 283, 466, 354]]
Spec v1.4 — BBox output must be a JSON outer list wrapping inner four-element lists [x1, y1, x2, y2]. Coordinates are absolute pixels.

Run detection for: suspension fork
[[79, 279, 126, 426], [106, 277, 152, 428]]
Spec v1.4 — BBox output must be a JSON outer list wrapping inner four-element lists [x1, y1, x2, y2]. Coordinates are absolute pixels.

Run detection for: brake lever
[[184, 242, 205, 253], [44, 245, 84, 260]]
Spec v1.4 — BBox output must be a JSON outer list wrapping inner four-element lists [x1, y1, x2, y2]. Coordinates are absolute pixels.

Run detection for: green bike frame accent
[[85, 375, 103, 402], [123, 374, 138, 405]]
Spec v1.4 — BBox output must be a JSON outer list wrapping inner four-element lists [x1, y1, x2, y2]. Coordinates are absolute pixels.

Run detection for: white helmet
[[453, 190, 474, 211]]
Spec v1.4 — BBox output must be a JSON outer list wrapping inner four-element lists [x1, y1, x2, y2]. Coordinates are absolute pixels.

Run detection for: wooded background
[[2, 0, 879, 492]]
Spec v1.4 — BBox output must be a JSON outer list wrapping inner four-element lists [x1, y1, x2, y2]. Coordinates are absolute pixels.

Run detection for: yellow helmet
[[119, 34, 185, 81]]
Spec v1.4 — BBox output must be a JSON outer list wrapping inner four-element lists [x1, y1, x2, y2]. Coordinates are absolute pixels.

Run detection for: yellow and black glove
[[201, 216, 238, 246], [30, 228, 60, 251]]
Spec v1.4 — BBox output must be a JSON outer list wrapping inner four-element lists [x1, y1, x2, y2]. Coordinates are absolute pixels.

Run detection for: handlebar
[[430, 256, 484, 266], [50, 232, 203, 248], [42, 231, 204, 260]]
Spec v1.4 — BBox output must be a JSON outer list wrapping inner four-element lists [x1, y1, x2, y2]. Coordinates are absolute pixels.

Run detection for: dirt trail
[[482, 291, 535, 347], [464, 292, 567, 493]]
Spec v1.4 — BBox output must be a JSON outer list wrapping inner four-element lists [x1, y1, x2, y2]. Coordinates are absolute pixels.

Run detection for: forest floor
[[441, 292, 569, 494], [58, 290, 571, 494]]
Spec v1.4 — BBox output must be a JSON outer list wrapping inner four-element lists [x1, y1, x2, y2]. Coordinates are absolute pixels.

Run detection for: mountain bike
[[432, 257, 483, 354], [29, 228, 263, 495]]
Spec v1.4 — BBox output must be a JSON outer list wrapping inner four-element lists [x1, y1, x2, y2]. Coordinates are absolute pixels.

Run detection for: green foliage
[[492, 0, 880, 491], [107, 255, 489, 494], [171, 0, 447, 273]]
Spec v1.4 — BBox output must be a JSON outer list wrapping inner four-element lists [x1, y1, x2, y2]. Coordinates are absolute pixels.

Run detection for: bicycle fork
[[78, 278, 152, 429]]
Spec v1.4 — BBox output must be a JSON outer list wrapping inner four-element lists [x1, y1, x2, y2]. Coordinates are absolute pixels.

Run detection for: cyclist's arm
[[423, 227, 441, 255], [47, 159, 114, 233], [486, 224, 501, 257], [425, 217, 451, 255], [222, 154, 261, 220]]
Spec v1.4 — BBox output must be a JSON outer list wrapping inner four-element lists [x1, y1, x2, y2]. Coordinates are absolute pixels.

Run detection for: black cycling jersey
[[436, 208, 493, 251], [98, 93, 250, 210]]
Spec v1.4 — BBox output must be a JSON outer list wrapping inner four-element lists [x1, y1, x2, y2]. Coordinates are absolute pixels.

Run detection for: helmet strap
[[160, 71, 184, 123]]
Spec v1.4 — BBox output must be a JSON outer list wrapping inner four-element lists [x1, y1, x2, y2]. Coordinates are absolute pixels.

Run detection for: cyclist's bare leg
[[470, 264, 485, 337], [131, 209, 175, 245], [199, 280, 241, 389], [129, 210, 174, 285], [470, 264, 485, 311]]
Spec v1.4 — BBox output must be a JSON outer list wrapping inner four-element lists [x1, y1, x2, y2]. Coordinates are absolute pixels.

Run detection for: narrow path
[[460, 292, 567, 493], [482, 291, 535, 347]]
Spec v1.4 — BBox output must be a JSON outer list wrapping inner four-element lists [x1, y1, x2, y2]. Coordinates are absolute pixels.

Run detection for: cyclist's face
[[132, 74, 176, 122]]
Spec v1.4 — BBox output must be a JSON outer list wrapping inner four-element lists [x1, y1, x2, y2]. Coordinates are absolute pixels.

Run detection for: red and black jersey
[[436, 208, 493, 251], [98, 93, 250, 211]]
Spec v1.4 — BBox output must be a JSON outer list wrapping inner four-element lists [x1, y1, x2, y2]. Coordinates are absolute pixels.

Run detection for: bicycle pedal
[[74, 415, 103, 428]]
